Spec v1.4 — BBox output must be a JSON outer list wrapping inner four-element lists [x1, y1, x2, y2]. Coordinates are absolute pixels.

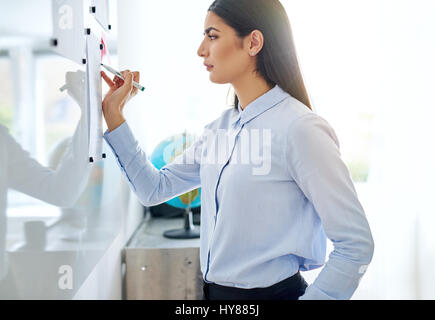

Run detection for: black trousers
[[202, 270, 308, 300]]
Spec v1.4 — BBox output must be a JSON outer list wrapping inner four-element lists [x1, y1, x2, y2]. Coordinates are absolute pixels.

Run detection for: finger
[[133, 71, 140, 83], [131, 87, 138, 96], [118, 72, 134, 96], [114, 76, 124, 88], [131, 71, 140, 96], [101, 71, 115, 87], [112, 69, 129, 85], [120, 70, 130, 80]]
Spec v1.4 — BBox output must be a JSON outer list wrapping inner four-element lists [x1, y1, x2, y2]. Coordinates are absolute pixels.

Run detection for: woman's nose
[[197, 41, 206, 57]]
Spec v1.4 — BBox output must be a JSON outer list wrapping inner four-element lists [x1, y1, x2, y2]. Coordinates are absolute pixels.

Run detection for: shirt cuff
[[103, 121, 137, 158], [103, 121, 140, 192], [298, 283, 338, 300]]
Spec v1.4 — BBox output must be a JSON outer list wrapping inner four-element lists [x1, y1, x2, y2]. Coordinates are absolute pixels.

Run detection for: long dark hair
[[208, 0, 312, 111]]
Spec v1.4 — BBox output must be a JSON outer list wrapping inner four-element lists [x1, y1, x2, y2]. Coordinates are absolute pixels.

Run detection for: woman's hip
[[202, 270, 308, 300]]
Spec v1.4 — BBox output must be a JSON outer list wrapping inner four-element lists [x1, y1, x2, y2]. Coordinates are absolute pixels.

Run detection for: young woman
[[101, 0, 374, 300]]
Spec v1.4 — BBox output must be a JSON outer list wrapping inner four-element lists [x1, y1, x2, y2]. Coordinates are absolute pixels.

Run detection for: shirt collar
[[231, 84, 290, 126]]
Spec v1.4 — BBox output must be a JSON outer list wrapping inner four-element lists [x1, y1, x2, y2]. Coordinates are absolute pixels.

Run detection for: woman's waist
[[204, 255, 301, 289], [204, 269, 305, 293]]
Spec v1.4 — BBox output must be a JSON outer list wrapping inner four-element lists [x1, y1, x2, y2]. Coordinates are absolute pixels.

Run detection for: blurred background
[[0, 0, 434, 299]]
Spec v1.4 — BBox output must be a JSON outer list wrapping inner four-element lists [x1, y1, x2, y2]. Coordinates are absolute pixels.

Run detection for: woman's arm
[[101, 69, 204, 206], [104, 121, 204, 207], [286, 113, 375, 300]]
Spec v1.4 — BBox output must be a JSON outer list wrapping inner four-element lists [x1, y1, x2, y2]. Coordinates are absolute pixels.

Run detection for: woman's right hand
[[101, 69, 140, 132]]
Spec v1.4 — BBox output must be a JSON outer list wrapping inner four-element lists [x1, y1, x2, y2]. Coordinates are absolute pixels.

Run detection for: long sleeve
[[103, 122, 205, 207], [6, 114, 91, 208], [286, 113, 375, 300]]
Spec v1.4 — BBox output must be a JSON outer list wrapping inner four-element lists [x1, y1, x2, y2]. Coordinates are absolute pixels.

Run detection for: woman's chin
[[209, 74, 227, 85]]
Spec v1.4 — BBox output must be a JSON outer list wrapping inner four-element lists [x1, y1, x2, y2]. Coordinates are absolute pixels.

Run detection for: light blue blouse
[[104, 84, 374, 300]]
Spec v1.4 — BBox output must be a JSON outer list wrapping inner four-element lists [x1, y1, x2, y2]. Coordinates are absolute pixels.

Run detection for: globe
[[149, 132, 201, 209]]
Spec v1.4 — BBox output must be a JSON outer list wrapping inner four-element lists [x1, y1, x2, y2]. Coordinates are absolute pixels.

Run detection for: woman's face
[[197, 12, 252, 84]]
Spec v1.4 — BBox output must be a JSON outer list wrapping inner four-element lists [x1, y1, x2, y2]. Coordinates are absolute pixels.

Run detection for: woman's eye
[[208, 35, 217, 40]]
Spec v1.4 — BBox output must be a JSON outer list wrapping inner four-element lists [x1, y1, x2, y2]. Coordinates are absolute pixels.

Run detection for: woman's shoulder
[[273, 96, 312, 121], [285, 110, 339, 149], [270, 97, 338, 146], [274, 97, 332, 130]]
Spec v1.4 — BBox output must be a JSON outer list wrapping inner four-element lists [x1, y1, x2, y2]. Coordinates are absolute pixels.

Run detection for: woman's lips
[[204, 62, 214, 71]]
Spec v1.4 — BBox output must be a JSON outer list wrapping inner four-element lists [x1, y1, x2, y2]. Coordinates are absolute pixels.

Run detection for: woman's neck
[[232, 74, 274, 111]]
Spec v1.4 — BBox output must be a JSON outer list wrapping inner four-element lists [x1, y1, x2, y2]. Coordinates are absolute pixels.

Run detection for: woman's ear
[[248, 30, 264, 56]]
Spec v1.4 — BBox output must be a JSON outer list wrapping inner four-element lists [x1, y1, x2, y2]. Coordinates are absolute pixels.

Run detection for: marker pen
[[101, 63, 145, 92]]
